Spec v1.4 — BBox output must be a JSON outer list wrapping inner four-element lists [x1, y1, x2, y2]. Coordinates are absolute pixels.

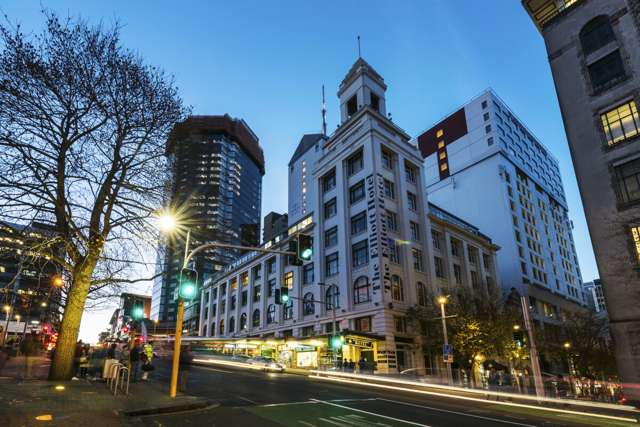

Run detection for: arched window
[[417, 282, 427, 306], [219, 319, 225, 336], [353, 276, 370, 304], [392, 274, 404, 301], [202, 324, 207, 337], [252, 309, 260, 327], [228, 316, 235, 333], [325, 285, 340, 310], [283, 299, 293, 320], [211, 321, 215, 336], [580, 16, 615, 55], [240, 313, 247, 330], [303, 292, 315, 315], [267, 304, 276, 324]]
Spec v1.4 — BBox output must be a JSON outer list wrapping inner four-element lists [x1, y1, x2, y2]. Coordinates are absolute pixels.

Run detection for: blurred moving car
[[248, 356, 284, 372]]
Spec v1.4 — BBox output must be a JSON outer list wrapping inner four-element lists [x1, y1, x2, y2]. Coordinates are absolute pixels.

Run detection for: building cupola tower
[[337, 58, 387, 124]]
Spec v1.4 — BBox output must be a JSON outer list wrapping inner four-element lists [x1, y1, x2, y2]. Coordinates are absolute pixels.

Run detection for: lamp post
[[438, 296, 453, 385], [1, 304, 11, 346]]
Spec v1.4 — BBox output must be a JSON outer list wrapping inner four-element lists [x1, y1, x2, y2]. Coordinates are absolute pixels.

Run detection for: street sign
[[443, 344, 453, 363]]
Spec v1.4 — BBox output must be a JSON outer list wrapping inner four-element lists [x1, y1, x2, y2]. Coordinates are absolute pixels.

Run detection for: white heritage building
[[198, 58, 500, 372]]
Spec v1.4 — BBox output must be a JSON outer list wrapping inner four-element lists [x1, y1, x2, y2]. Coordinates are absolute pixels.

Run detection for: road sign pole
[[440, 302, 453, 385]]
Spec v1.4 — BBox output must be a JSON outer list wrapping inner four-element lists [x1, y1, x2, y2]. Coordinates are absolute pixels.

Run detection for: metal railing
[[106, 362, 130, 396]]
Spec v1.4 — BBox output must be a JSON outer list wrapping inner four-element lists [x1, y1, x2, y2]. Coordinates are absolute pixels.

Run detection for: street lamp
[[563, 342, 571, 350], [438, 296, 453, 385], [52, 275, 64, 287], [156, 209, 190, 398]]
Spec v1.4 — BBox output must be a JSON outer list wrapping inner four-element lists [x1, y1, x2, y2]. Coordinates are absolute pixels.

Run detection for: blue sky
[[2, 1, 599, 341]]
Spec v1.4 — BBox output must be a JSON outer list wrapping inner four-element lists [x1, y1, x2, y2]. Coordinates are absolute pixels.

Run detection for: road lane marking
[[262, 401, 320, 407], [312, 375, 638, 424], [318, 417, 348, 426], [238, 396, 257, 404], [376, 398, 536, 427], [298, 421, 317, 427], [310, 399, 431, 427]]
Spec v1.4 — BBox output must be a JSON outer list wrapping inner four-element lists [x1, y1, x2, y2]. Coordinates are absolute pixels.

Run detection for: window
[[451, 238, 460, 257], [349, 180, 365, 204], [386, 211, 398, 232], [325, 226, 338, 247], [370, 92, 380, 112], [204, 291, 210, 304], [219, 319, 225, 335], [202, 324, 207, 337], [231, 295, 237, 310], [303, 292, 315, 315], [391, 274, 404, 301], [487, 137, 494, 146], [351, 211, 367, 235], [631, 226, 640, 264], [453, 264, 462, 284], [412, 248, 424, 272], [252, 265, 262, 281], [468, 246, 477, 264], [405, 163, 417, 183], [253, 285, 261, 302], [267, 258, 276, 275], [212, 304, 217, 316], [434, 256, 445, 278], [241, 290, 248, 306], [388, 239, 400, 264], [283, 271, 294, 289], [354, 316, 372, 332], [382, 148, 394, 170], [303, 263, 314, 285], [601, 101, 640, 146], [323, 170, 336, 193], [240, 313, 247, 330], [324, 198, 337, 219], [267, 304, 276, 324], [432, 230, 441, 250], [241, 272, 249, 287], [588, 50, 626, 91], [483, 254, 491, 270], [203, 307, 208, 320], [326, 285, 340, 310], [580, 16, 615, 55], [615, 158, 640, 204], [252, 309, 260, 327], [352, 239, 369, 268], [407, 192, 418, 211], [229, 316, 235, 333], [283, 299, 293, 320], [353, 276, 370, 304], [268, 278, 276, 297], [220, 300, 226, 314], [410, 221, 420, 241], [383, 179, 395, 199], [325, 252, 339, 276], [485, 125, 492, 134], [347, 95, 357, 117], [471, 271, 480, 289], [394, 316, 407, 333], [347, 150, 364, 176], [481, 100, 488, 109], [483, 112, 490, 121], [417, 282, 427, 306]]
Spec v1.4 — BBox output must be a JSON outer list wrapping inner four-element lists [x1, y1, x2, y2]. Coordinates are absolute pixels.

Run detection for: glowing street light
[[40, 302, 47, 308], [437, 296, 448, 305], [3, 305, 9, 313], [563, 342, 571, 349], [52, 276, 64, 287], [156, 211, 178, 234]]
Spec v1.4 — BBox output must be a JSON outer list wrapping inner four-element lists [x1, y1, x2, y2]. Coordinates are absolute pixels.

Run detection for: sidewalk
[[0, 356, 212, 427]]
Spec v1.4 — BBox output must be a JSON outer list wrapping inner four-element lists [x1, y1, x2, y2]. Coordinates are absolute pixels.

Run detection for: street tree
[[0, 12, 185, 379]]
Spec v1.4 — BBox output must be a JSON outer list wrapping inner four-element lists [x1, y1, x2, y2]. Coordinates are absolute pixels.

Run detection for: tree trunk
[[49, 257, 97, 380]]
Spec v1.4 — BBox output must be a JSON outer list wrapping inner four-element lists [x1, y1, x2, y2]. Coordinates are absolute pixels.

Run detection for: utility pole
[[521, 295, 544, 400]]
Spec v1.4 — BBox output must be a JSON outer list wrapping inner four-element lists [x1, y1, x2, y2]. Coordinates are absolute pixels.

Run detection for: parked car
[[248, 356, 284, 372]]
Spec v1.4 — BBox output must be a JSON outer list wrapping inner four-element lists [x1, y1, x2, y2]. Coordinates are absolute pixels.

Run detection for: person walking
[[141, 343, 154, 380], [20, 332, 40, 379], [178, 344, 193, 392], [103, 343, 118, 380], [358, 357, 367, 375], [129, 340, 141, 383]]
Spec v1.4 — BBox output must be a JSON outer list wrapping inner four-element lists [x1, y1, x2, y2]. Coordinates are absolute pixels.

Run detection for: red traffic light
[[122, 326, 129, 333], [43, 325, 49, 332]]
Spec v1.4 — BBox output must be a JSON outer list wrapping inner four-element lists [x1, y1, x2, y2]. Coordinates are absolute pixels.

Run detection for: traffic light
[[297, 234, 313, 262], [513, 330, 524, 349], [132, 306, 144, 319], [280, 287, 289, 303], [288, 240, 302, 266], [330, 335, 344, 350], [274, 288, 282, 305], [122, 325, 130, 334], [179, 268, 198, 300]]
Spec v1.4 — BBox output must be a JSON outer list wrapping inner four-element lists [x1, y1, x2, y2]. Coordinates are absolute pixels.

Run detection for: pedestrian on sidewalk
[[129, 340, 141, 383], [103, 343, 118, 380], [20, 332, 40, 379], [141, 343, 154, 381], [79, 344, 90, 378], [178, 344, 193, 392]]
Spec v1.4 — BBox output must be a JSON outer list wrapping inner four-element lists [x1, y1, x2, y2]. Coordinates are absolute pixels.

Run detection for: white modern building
[[418, 89, 586, 327], [199, 58, 499, 373]]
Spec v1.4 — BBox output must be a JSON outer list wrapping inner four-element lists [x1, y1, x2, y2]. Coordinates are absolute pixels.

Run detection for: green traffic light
[[331, 336, 342, 349], [301, 248, 312, 260], [132, 307, 144, 319], [281, 294, 290, 303], [181, 283, 197, 299]]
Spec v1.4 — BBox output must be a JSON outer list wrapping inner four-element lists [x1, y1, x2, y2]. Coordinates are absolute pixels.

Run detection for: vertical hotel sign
[[417, 108, 468, 181], [366, 173, 391, 292]]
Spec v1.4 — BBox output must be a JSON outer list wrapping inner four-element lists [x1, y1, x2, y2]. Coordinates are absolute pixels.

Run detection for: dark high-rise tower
[[151, 115, 264, 332]]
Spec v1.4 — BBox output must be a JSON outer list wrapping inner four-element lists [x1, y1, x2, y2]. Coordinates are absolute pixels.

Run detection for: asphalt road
[[127, 359, 635, 427]]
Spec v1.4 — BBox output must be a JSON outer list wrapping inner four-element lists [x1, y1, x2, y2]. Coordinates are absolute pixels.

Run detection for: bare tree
[[0, 12, 185, 379]]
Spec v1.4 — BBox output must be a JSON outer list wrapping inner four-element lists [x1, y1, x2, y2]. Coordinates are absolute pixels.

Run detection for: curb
[[121, 400, 217, 417]]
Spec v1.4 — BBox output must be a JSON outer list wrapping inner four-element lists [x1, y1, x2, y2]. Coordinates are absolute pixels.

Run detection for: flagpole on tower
[[357, 35, 361, 58], [322, 85, 327, 137]]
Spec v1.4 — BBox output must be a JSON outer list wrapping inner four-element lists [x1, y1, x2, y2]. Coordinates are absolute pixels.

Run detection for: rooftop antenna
[[322, 85, 327, 137], [357, 35, 361, 58]]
